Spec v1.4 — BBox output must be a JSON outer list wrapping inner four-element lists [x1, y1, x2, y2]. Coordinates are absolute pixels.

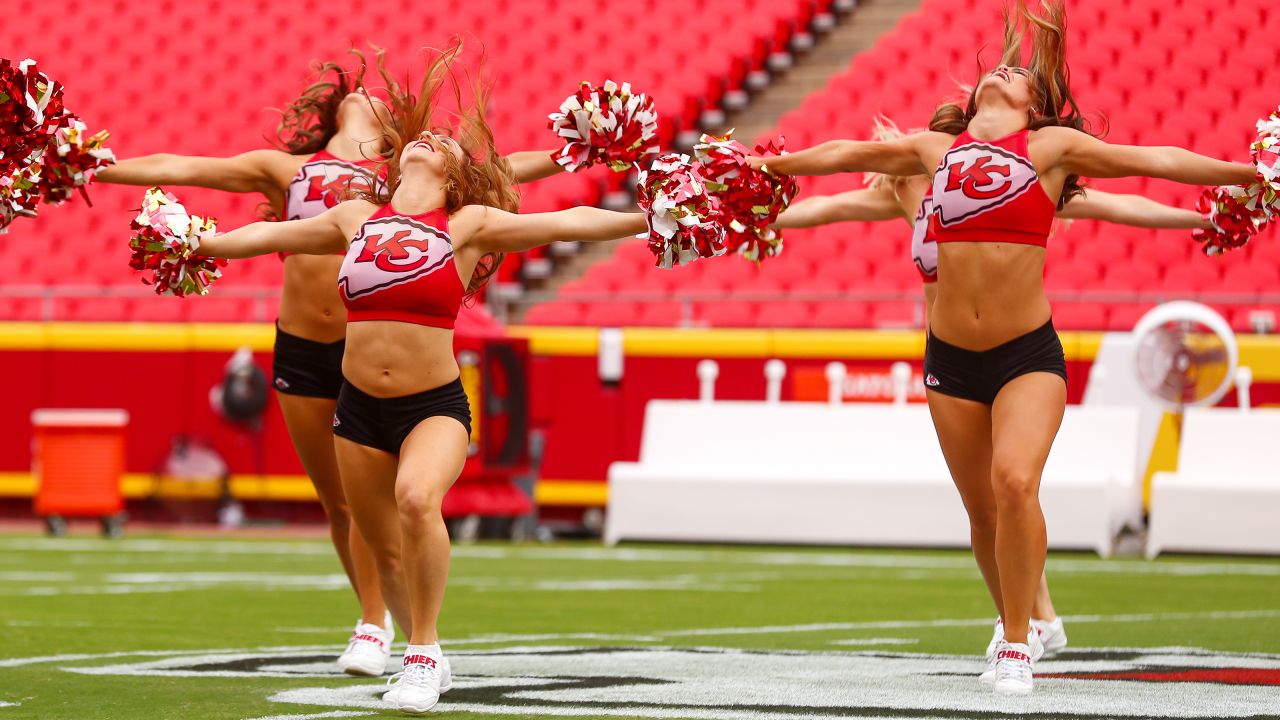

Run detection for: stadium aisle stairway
[[527, 0, 1279, 331]]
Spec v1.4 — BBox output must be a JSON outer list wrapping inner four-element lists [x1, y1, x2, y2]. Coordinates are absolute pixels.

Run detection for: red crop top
[[927, 129, 1056, 247], [338, 204, 463, 329], [281, 149, 381, 258]]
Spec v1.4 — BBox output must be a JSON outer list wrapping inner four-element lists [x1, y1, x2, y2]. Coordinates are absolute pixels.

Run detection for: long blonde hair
[[358, 40, 520, 299]]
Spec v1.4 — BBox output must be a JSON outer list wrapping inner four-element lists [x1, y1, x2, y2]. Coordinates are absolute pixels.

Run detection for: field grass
[[0, 532, 1278, 720]]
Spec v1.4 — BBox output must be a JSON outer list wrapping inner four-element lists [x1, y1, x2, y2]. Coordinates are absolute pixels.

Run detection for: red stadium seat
[[698, 302, 756, 328], [1053, 303, 1110, 331], [523, 302, 585, 326]]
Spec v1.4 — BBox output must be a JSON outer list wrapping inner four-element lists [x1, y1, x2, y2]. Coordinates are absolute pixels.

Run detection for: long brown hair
[[927, 0, 1099, 207], [275, 51, 370, 156], [357, 40, 520, 299]]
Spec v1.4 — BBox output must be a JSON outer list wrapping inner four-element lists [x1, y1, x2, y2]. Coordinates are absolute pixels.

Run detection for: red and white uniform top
[[911, 186, 938, 284], [282, 149, 381, 258], [928, 129, 1056, 247], [338, 204, 463, 330], [285, 148, 379, 221]]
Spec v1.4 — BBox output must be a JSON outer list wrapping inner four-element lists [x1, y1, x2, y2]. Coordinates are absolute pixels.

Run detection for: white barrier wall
[[1148, 408, 1280, 557], [607, 400, 1142, 555]]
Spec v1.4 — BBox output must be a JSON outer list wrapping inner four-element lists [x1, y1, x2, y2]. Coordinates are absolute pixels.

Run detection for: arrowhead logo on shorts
[[932, 143, 1038, 227], [338, 216, 453, 300], [274, 377, 289, 391], [286, 161, 375, 221], [925, 373, 941, 387]]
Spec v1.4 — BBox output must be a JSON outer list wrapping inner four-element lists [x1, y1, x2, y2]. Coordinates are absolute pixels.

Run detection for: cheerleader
[[759, 0, 1257, 694], [190, 42, 648, 713], [777, 119, 1206, 676], [98, 51, 562, 677]]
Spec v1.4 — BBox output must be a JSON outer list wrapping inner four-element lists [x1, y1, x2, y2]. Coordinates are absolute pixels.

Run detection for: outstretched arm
[[775, 187, 905, 229], [754, 132, 945, 178], [96, 150, 295, 194], [1052, 128, 1255, 186], [454, 205, 647, 254], [1059, 190, 1209, 229], [504, 150, 564, 183], [199, 202, 360, 259]]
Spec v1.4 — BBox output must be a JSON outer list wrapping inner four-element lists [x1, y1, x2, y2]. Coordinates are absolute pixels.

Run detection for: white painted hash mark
[[240, 707, 371, 712]]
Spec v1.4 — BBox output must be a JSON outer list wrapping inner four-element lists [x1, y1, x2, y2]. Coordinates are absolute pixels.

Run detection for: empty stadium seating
[[526, 0, 1279, 331], [1, 0, 826, 321]]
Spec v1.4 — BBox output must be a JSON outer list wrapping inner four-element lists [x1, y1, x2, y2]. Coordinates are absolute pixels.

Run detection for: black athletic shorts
[[333, 377, 472, 455], [271, 323, 346, 399], [922, 319, 1067, 405]]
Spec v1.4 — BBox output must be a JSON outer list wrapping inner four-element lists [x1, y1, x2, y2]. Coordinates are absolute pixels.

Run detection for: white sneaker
[[336, 612, 393, 677], [992, 640, 1035, 695], [384, 650, 451, 713], [979, 617, 1004, 684], [980, 619, 1042, 684], [1032, 616, 1068, 656]]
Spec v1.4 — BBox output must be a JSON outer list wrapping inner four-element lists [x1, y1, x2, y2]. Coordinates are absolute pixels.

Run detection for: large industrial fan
[[1132, 301, 1238, 411]]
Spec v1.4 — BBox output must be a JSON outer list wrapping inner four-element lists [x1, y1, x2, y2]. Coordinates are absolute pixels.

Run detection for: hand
[[745, 156, 767, 171]]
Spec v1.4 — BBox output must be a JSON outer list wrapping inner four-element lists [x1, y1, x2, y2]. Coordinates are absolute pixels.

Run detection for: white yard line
[[3, 608, 1280, 667], [3, 537, 1278, 577], [829, 638, 920, 646], [243, 707, 373, 712]]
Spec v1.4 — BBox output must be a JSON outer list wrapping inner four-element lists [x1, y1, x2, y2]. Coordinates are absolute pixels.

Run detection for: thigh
[[926, 389, 995, 511], [990, 373, 1066, 484], [276, 394, 343, 498], [334, 436, 401, 550], [396, 417, 471, 503]]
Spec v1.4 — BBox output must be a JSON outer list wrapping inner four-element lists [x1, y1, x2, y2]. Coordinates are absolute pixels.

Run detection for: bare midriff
[[928, 242, 1051, 350], [342, 321, 458, 397], [277, 254, 349, 343]]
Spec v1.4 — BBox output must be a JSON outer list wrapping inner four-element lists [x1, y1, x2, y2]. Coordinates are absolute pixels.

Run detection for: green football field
[[1, 532, 1279, 720]]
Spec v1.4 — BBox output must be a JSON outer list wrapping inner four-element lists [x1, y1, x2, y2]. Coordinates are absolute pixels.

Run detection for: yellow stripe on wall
[[0, 472, 604, 507], [4, 322, 1280, 377]]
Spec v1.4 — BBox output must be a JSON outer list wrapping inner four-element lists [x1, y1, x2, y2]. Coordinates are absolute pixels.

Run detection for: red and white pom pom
[[1192, 185, 1269, 256], [636, 153, 725, 269], [128, 187, 224, 297], [692, 131, 799, 263], [0, 152, 44, 233], [548, 80, 658, 173], [0, 58, 69, 176], [1252, 106, 1280, 217], [40, 119, 115, 205]]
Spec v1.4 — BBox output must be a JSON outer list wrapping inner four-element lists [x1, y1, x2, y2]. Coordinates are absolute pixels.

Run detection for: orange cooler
[[32, 409, 129, 521]]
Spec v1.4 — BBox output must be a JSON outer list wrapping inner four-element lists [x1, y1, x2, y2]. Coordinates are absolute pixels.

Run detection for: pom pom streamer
[[548, 80, 658, 173], [1192, 185, 1268, 256], [40, 120, 116, 205], [128, 187, 225, 297], [636, 153, 726, 269], [1254, 106, 1280, 215], [692, 131, 798, 263], [0, 58, 68, 176]]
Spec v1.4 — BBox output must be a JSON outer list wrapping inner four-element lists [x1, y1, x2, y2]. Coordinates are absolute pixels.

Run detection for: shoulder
[[1029, 125, 1092, 148], [449, 204, 505, 231], [245, 149, 308, 186]]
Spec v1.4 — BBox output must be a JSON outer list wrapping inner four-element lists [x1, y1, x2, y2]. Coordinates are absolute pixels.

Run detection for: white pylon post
[[825, 362, 847, 406], [764, 359, 787, 404], [697, 359, 720, 403]]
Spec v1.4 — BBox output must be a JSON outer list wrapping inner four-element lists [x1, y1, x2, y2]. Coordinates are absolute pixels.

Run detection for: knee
[[991, 465, 1039, 508], [396, 482, 445, 530], [966, 504, 998, 537]]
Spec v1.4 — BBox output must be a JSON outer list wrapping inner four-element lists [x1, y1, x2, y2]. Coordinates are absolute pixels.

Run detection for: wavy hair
[[356, 40, 520, 299], [274, 51, 371, 156], [927, 0, 1100, 207]]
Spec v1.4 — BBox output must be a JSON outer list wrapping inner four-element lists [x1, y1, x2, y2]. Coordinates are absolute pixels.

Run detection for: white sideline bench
[[1148, 408, 1280, 557], [606, 401, 1142, 556]]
